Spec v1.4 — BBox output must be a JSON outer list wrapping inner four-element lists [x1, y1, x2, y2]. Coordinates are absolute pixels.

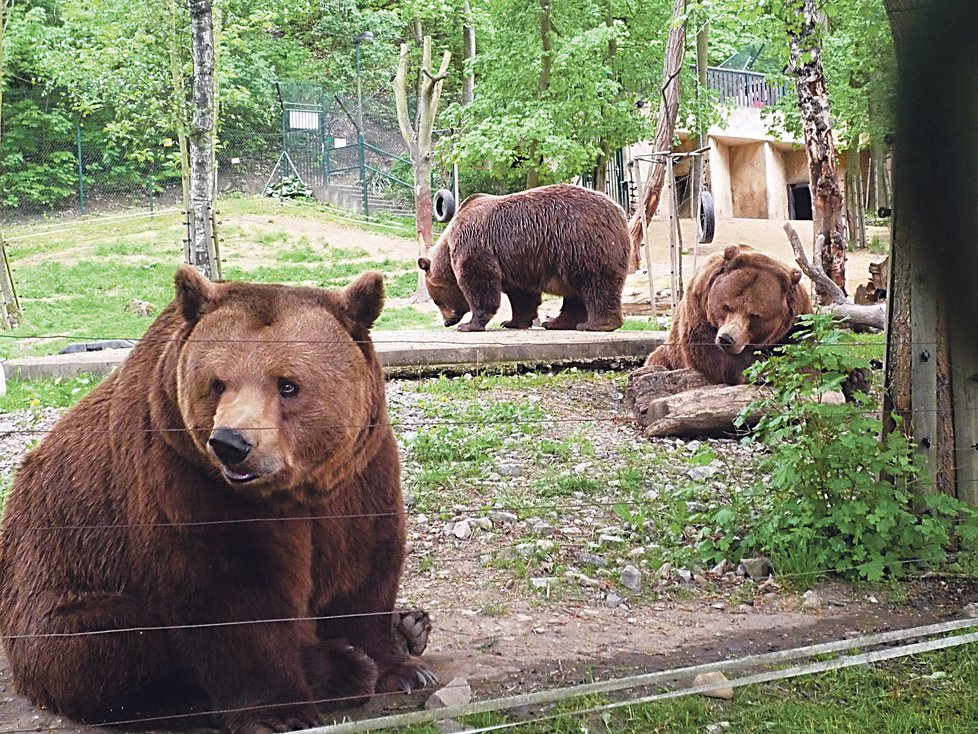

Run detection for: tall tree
[[461, 0, 476, 105], [783, 0, 847, 303], [525, 0, 553, 189], [187, 0, 219, 279], [627, 0, 687, 270], [394, 35, 451, 294]]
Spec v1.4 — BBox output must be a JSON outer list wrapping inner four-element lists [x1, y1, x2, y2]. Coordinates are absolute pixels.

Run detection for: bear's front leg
[[173, 611, 326, 734], [455, 261, 501, 331]]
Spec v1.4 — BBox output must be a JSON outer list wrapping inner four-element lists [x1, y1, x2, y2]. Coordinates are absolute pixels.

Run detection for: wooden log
[[638, 383, 766, 438], [626, 367, 846, 438], [626, 367, 712, 422]]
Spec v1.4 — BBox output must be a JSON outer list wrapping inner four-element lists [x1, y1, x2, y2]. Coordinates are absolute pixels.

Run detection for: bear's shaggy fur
[[646, 244, 813, 385], [418, 184, 630, 331], [0, 267, 434, 733]]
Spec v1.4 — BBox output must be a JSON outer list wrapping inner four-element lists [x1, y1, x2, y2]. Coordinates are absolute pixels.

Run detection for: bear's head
[[706, 245, 810, 355], [418, 244, 469, 327], [171, 265, 387, 503]]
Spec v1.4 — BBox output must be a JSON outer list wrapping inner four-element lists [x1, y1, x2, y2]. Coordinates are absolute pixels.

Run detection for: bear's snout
[[208, 428, 253, 466]]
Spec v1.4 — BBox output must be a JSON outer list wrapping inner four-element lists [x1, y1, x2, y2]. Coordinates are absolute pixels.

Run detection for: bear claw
[[395, 610, 432, 656]]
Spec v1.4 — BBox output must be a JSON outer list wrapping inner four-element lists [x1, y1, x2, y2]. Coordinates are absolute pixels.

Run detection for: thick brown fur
[[646, 244, 813, 385], [418, 184, 630, 332], [0, 267, 435, 733]]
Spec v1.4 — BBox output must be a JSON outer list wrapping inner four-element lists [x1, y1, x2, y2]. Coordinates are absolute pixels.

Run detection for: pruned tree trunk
[[462, 0, 475, 106], [627, 0, 687, 271], [395, 36, 451, 301], [786, 0, 847, 303], [187, 0, 217, 279]]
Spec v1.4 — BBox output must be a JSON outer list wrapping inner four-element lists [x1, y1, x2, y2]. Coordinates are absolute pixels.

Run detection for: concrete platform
[[2, 329, 664, 381]]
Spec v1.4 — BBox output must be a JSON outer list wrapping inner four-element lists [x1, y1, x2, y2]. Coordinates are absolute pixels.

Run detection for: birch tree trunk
[[785, 0, 847, 303], [395, 37, 451, 300], [187, 0, 217, 279], [627, 0, 687, 271]]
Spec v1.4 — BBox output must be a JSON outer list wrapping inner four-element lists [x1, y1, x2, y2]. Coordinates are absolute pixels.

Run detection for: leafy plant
[[696, 312, 978, 581]]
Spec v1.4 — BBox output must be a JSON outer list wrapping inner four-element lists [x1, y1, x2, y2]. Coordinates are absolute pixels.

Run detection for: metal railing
[[707, 67, 787, 108]]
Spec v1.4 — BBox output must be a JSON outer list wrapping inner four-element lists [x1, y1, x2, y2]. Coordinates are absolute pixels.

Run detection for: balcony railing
[[707, 67, 787, 108]]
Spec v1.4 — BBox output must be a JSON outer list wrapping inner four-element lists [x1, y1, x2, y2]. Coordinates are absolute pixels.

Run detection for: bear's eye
[[277, 378, 300, 398], [211, 378, 226, 395]]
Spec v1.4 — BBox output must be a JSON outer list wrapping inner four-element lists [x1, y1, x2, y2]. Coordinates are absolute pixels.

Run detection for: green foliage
[[695, 313, 978, 581]]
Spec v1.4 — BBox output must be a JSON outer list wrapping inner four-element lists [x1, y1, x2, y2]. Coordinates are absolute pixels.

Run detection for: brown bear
[[0, 266, 435, 733], [418, 183, 630, 332], [645, 244, 813, 385]]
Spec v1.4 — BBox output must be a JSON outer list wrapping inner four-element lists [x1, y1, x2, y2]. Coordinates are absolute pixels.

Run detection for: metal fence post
[[359, 132, 369, 218], [75, 122, 86, 216]]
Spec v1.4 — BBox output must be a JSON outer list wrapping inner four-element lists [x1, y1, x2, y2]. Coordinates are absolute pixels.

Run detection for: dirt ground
[[0, 215, 911, 733]]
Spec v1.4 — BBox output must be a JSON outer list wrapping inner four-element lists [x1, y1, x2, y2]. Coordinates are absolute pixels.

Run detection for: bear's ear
[[174, 265, 219, 324], [418, 257, 431, 272], [342, 271, 385, 330], [789, 268, 803, 285], [723, 245, 742, 261]]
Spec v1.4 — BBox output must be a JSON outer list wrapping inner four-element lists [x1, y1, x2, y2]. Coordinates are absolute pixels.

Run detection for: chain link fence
[[0, 81, 421, 244]]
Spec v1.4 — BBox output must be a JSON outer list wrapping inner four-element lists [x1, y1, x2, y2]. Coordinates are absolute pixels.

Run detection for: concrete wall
[[727, 143, 768, 218], [764, 143, 790, 220], [708, 140, 734, 219]]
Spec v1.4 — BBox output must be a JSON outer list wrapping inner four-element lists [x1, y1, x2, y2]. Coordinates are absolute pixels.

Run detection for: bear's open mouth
[[223, 467, 259, 484]]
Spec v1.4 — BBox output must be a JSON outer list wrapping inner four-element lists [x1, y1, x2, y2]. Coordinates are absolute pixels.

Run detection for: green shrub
[[696, 313, 978, 581]]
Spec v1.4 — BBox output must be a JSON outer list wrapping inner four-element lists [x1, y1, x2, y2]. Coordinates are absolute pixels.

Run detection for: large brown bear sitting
[[418, 183, 630, 332], [646, 244, 813, 385], [0, 267, 435, 733]]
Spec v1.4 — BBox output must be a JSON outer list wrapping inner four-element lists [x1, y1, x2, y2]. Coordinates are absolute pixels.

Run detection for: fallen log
[[627, 366, 845, 438]]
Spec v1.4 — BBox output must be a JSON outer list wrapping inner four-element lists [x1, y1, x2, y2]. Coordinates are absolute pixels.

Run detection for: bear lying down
[[0, 266, 435, 733]]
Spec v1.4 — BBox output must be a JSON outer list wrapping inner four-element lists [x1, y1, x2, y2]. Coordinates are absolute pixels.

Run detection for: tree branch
[[784, 222, 885, 330], [784, 222, 846, 304], [393, 43, 415, 148]]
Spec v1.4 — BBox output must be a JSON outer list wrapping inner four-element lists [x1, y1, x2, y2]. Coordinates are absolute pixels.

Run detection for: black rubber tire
[[877, 206, 892, 219], [433, 189, 456, 223], [698, 189, 716, 244]]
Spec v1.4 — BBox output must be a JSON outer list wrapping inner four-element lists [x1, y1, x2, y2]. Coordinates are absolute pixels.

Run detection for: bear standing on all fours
[[418, 183, 631, 332], [645, 244, 814, 385], [0, 266, 435, 734]]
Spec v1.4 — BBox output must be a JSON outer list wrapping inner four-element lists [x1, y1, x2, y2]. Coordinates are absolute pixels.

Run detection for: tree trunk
[[166, 0, 191, 226], [462, 0, 475, 106], [526, 0, 553, 189], [591, 0, 617, 194], [883, 0, 978, 503], [395, 37, 451, 301], [845, 139, 866, 250], [627, 0, 687, 271], [786, 0, 847, 304], [187, 0, 217, 279]]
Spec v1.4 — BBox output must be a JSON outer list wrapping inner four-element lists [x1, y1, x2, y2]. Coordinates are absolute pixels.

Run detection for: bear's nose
[[208, 428, 252, 466], [716, 332, 735, 348]]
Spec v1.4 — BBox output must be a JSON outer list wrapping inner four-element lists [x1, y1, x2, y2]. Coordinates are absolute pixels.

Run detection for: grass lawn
[[0, 197, 442, 359]]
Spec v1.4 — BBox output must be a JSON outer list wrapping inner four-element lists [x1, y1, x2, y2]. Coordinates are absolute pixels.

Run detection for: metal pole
[[666, 155, 679, 316], [75, 122, 85, 216], [631, 161, 656, 312], [148, 169, 155, 219], [356, 41, 369, 219]]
